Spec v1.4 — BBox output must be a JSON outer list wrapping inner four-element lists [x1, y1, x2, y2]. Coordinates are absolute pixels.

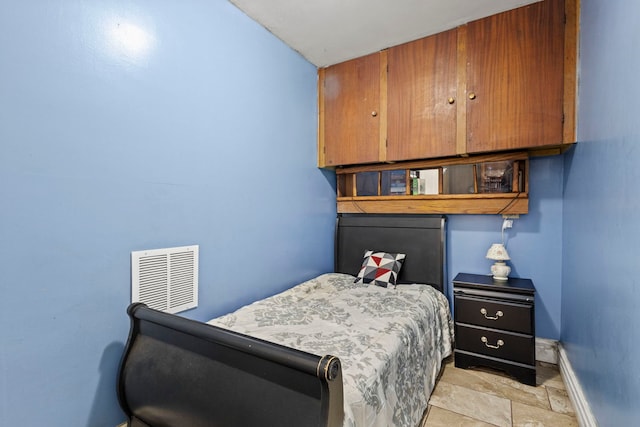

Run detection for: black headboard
[[335, 214, 446, 293]]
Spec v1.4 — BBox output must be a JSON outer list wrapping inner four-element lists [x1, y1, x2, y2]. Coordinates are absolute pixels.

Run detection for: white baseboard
[[558, 344, 598, 427]]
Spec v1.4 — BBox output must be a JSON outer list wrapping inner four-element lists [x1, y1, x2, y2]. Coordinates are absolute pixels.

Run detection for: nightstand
[[453, 272, 536, 386]]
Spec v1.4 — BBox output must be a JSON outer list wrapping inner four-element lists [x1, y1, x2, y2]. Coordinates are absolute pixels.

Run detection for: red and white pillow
[[354, 250, 406, 288]]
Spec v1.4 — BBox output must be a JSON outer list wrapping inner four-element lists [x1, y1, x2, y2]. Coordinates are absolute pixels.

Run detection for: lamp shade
[[486, 243, 510, 261]]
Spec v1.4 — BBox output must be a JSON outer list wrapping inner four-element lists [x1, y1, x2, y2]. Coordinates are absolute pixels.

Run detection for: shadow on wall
[[87, 341, 126, 427], [322, 167, 337, 193]]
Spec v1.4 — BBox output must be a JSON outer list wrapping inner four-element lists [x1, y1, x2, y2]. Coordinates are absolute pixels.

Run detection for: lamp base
[[491, 261, 510, 281]]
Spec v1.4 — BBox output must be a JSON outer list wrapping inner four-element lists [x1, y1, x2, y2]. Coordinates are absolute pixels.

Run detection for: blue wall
[[2, 0, 617, 425], [561, 0, 640, 425], [448, 155, 564, 340], [0, 1, 334, 426]]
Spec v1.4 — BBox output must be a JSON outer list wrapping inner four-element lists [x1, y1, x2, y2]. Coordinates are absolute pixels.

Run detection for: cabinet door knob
[[468, 92, 477, 100], [481, 336, 504, 349], [447, 97, 455, 104], [371, 111, 378, 117], [480, 308, 503, 320]]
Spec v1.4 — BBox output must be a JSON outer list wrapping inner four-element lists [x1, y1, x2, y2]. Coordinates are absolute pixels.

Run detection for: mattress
[[208, 273, 454, 427]]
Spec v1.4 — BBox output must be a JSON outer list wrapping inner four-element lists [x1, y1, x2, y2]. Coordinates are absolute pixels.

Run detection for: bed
[[117, 214, 453, 427]]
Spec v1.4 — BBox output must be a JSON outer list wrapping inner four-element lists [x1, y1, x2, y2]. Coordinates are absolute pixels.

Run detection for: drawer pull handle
[[480, 308, 503, 320], [481, 336, 504, 349]]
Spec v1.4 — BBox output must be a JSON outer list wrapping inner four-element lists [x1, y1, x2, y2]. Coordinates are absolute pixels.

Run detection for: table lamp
[[486, 243, 511, 281]]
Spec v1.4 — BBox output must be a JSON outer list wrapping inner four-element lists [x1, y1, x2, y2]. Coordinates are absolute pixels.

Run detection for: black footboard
[[117, 303, 344, 427]]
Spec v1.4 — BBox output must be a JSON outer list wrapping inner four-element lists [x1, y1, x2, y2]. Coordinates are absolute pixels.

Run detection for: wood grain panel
[[465, 0, 565, 153], [337, 195, 528, 215], [387, 29, 458, 160], [563, 0, 579, 143], [322, 52, 381, 166], [456, 25, 468, 155]]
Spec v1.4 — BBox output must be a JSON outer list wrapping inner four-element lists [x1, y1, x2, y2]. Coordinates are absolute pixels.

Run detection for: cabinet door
[[320, 52, 382, 167], [465, 0, 565, 153], [387, 29, 458, 161]]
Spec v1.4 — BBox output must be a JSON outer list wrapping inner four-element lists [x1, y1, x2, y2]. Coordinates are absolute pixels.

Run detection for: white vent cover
[[131, 245, 199, 314]]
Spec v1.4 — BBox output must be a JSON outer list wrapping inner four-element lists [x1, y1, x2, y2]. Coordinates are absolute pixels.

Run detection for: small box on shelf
[[409, 168, 440, 195], [411, 177, 425, 195], [381, 170, 408, 195]]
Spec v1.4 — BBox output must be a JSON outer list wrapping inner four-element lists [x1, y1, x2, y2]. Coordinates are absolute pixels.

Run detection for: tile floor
[[422, 356, 578, 426]]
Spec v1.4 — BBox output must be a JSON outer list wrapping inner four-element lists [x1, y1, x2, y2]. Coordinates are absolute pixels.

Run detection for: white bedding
[[208, 273, 454, 427]]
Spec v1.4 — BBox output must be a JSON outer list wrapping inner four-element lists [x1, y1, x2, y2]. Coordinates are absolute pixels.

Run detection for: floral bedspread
[[208, 273, 454, 427]]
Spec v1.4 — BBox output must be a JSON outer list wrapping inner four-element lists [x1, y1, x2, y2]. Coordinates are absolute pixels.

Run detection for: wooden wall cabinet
[[318, 51, 385, 167], [386, 28, 458, 161], [463, 0, 567, 154], [318, 0, 578, 168]]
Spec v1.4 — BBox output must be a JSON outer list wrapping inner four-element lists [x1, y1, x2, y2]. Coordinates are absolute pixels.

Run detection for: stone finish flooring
[[422, 356, 578, 426]]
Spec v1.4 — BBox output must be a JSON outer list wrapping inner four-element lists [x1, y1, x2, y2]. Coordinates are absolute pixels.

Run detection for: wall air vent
[[131, 245, 199, 314]]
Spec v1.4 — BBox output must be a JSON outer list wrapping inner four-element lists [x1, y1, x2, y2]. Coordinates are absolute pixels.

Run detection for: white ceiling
[[229, 0, 540, 67]]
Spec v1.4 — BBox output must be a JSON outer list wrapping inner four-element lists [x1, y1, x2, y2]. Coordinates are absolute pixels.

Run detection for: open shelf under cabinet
[[335, 152, 529, 215]]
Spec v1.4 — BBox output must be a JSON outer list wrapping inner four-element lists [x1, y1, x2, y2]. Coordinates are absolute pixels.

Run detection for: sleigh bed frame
[[117, 214, 446, 427]]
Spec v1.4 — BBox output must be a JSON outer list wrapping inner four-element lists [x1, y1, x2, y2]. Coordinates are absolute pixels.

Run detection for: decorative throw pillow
[[354, 250, 406, 288]]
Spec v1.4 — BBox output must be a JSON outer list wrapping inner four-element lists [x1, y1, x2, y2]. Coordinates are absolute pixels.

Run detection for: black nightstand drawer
[[453, 273, 536, 385], [454, 295, 533, 334], [455, 324, 535, 365]]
